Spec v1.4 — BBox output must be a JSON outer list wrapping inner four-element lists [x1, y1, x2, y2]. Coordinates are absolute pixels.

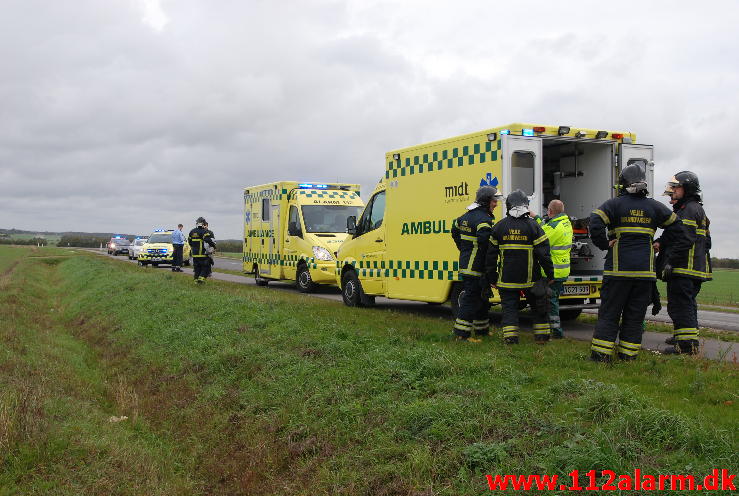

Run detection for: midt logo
[[401, 220, 451, 236], [444, 181, 469, 198]]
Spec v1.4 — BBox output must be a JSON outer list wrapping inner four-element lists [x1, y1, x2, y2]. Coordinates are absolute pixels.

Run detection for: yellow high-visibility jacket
[[535, 213, 573, 280]]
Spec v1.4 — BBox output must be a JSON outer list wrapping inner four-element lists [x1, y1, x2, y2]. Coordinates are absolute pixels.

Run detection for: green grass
[[656, 269, 739, 307], [6, 233, 62, 244], [1, 246, 737, 495]]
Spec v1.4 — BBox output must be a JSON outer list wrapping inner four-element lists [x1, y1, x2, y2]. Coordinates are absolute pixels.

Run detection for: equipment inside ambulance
[[336, 123, 657, 319], [243, 182, 364, 292]]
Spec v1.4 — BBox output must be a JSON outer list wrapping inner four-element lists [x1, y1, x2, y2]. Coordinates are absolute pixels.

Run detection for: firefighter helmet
[[667, 171, 700, 197], [505, 189, 530, 211], [619, 161, 648, 194], [196, 216, 207, 226], [475, 185, 503, 209]]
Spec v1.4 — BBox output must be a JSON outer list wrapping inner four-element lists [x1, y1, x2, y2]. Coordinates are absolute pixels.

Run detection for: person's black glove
[[661, 264, 673, 280], [651, 300, 662, 316]]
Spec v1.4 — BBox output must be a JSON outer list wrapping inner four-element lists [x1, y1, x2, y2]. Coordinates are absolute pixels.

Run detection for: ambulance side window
[[511, 151, 535, 195], [262, 199, 271, 221], [357, 191, 386, 236]]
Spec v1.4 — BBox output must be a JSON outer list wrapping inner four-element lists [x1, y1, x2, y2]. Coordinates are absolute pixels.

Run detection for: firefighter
[[531, 200, 573, 339], [188, 217, 216, 284], [450, 185, 502, 341], [654, 171, 712, 354], [485, 190, 554, 344], [589, 162, 677, 362]]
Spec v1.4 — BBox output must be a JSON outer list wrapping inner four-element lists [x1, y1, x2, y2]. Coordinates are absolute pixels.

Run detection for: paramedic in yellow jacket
[[531, 200, 573, 339]]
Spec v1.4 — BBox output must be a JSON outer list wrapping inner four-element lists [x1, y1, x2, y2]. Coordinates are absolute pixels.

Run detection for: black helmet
[[667, 171, 700, 197], [505, 189, 530, 212], [619, 161, 648, 194], [475, 185, 502, 209], [196, 216, 207, 226]]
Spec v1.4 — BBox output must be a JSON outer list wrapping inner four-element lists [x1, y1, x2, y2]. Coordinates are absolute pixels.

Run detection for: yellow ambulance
[[336, 123, 656, 319], [243, 182, 364, 292]]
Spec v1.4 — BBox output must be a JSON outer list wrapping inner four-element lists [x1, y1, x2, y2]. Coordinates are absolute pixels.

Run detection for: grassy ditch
[[0, 246, 737, 495]]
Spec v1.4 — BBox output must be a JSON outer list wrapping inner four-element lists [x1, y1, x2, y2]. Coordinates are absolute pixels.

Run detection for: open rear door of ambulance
[[619, 143, 655, 198], [501, 135, 543, 214]]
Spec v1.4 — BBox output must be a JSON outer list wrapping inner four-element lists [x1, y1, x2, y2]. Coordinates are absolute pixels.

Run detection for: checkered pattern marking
[[336, 259, 461, 281], [244, 252, 319, 269], [295, 190, 359, 199], [386, 140, 501, 179], [244, 188, 289, 204]]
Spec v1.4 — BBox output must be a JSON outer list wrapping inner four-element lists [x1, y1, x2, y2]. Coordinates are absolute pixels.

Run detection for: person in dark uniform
[[654, 171, 712, 354], [188, 217, 216, 284], [485, 190, 554, 344], [589, 162, 677, 362], [203, 221, 215, 279], [450, 185, 502, 341]]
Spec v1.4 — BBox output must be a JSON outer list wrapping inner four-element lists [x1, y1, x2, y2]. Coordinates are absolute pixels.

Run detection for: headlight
[[312, 246, 333, 261]]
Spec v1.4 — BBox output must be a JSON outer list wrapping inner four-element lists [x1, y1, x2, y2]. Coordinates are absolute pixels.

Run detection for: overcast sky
[[2, 0, 738, 256]]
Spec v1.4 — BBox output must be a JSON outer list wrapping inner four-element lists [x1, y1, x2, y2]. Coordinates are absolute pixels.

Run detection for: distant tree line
[[712, 258, 739, 269], [55, 235, 124, 248], [216, 240, 242, 253], [0, 237, 49, 246]]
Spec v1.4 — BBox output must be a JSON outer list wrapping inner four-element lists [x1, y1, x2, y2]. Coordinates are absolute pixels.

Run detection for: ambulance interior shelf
[[540, 138, 611, 276]]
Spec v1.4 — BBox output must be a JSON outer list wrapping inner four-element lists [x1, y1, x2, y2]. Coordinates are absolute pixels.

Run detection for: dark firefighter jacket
[[451, 206, 494, 277], [485, 215, 554, 289], [590, 193, 676, 280], [188, 226, 216, 258], [656, 197, 712, 281]]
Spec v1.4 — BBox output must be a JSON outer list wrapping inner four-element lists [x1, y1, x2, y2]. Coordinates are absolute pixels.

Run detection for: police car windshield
[[111, 239, 130, 245], [300, 205, 362, 233], [134, 239, 147, 245], [148, 233, 172, 243]]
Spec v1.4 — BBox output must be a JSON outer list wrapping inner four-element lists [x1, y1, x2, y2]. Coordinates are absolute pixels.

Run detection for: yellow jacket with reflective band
[[535, 213, 573, 280]]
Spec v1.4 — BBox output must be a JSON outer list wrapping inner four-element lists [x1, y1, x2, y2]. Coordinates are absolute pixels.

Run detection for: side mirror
[[346, 216, 357, 236], [288, 221, 302, 237]]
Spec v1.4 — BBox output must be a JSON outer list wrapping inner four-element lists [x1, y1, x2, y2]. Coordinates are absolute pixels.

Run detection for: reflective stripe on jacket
[[659, 198, 712, 281], [535, 213, 573, 280], [451, 206, 494, 277]]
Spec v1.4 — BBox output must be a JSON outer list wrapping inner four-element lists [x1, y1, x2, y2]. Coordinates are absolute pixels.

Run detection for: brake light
[[612, 133, 624, 139]]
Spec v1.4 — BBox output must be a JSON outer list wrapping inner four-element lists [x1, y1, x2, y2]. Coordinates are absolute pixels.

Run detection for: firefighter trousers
[[667, 276, 702, 352], [591, 278, 652, 360], [549, 280, 565, 337], [193, 257, 210, 280], [499, 287, 550, 341], [453, 276, 491, 338]]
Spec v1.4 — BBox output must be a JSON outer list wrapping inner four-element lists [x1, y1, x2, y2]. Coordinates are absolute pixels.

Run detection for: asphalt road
[[88, 249, 738, 361]]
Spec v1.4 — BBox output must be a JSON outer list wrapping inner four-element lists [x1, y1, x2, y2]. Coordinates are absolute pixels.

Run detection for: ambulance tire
[[297, 264, 318, 293], [341, 270, 374, 307], [450, 282, 463, 319], [254, 265, 269, 286], [559, 299, 583, 321]]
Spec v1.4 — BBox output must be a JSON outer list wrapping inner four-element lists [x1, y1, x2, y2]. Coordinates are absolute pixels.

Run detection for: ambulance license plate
[[562, 284, 590, 296], [152, 257, 161, 261]]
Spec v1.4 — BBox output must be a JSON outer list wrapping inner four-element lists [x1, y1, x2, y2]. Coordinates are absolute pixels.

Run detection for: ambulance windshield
[[301, 205, 362, 233], [148, 234, 172, 243]]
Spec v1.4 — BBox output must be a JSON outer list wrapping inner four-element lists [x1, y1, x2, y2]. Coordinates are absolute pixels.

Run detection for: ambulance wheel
[[254, 265, 268, 286], [297, 264, 318, 293], [450, 283, 464, 319], [560, 299, 584, 321], [341, 270, 374, 307]]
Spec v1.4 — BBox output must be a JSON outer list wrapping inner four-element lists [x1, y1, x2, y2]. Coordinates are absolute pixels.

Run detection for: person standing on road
[[531, 200, 573, 339], [171, 223, 186, 272], [588, 162, 677, 362], [450, 186, 502, 341], [654, 171, 712, 355], [188, 217, 216, 284], [486, 190, 554, 344], [203, 221, 216, 279]]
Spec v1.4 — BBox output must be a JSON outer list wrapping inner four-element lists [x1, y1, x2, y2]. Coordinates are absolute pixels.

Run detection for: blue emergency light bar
[[153, 229, 168, 232], [499, 129, 510, 135], [298, 183, 329, 189], [522, 128, 534, 137]]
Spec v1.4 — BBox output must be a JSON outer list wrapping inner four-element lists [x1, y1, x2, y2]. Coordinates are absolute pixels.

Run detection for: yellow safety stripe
[[526, 250, 532, 284], [550, 244, 572, 251], [688, 243, 695, 271], [497, 281, 534, 289], [591, 343, 615, 356], [500, 244, 533, 250], [661, 212, 677, 227], [672, 268, 710, 277], [616, 345, 640, 356], [696, 229, 707, 236], [681, 218, 698, 227], [501, 326, 518, 331], [533, 234, 548, 245], [593, 209, 610, 224], [613, 236, 619, 272], [618, 340, 641, 350], [490, 238, 499, 245], [603, 270, 655, 278], [553, 263, 570, 269], [592, 338, 615, 348], [614, 227, 656, 236], [476, 222, 492, 230], [459, 268, 482, 276], [460, 234, 477, 242]]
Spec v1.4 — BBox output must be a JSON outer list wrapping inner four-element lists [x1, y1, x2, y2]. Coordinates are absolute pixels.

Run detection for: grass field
[[0, 246, 737, 495], [216, 252, 243, 260], [656, 269, 739, 307], [5, 233, 62, 244]]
